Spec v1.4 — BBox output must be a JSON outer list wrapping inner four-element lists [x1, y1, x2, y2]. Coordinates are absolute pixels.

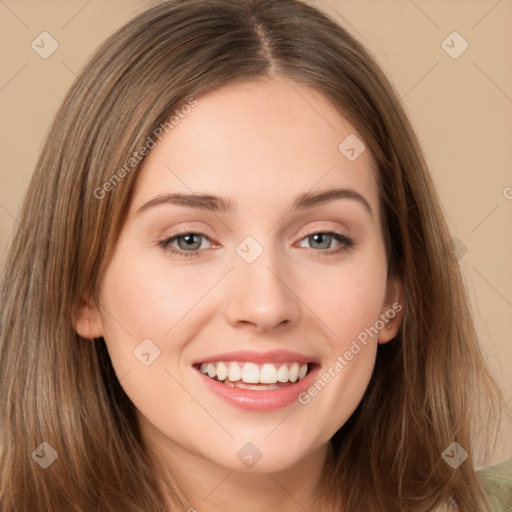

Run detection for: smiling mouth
[[193, 361, 314, 390]]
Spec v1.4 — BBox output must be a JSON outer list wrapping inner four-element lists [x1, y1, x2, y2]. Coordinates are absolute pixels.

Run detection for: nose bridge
[[223, 236, 301, 331]]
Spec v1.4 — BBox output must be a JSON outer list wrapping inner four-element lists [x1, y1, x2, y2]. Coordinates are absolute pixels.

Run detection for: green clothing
[[478, 457, 512, 512]]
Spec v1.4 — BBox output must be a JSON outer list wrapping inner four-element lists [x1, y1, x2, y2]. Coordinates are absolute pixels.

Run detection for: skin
[[75, 77, 404, 511]]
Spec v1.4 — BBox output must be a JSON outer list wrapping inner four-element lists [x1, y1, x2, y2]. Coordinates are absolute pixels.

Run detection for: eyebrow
[[135, 187, 373, 217]]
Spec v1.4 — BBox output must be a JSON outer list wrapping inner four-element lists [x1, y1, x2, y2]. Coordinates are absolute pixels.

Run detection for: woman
[[0, 0, 510, 510]]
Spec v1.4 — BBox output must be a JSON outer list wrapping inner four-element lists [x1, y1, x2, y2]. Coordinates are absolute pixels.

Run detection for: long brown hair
[[0, 0, 503, 510]]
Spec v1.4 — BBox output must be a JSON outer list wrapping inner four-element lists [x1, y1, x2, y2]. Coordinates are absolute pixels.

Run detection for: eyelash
[[158, 230, 355, 259]]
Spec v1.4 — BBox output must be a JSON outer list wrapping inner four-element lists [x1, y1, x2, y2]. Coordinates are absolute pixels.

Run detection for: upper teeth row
[[199, 361, 309, 384]]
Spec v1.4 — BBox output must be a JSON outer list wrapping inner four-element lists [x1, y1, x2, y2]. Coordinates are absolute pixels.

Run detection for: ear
[[377, 274, 404, 344], [72, 296, 105, 339]]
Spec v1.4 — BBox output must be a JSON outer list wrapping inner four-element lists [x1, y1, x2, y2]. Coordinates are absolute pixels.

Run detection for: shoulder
[[434, 458, 512, 512], [477, 457, 512, 512]]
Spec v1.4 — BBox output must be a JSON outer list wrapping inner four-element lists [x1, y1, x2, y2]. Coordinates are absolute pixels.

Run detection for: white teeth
[[216, 362, 228, 381], [288, 362, 299, 382], [259, 363, 277, 384], [197, 361, 311, 385], [241, 362, 260, 383], [277, 363, 289, 382], [207, 363, 216, 379], [228, 362, 242, 382]]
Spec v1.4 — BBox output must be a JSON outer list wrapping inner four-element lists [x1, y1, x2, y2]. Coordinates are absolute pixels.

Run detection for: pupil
[[312, 233, 329, 248], [180, 234, 200, 249]]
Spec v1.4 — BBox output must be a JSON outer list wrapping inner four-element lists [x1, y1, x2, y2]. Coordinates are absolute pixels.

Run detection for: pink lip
[[192, 349, 319, 365], [193, 363, 320, 412]]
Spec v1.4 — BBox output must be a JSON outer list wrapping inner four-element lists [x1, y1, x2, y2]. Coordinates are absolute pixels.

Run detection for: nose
[[223, 251, 301, 333]]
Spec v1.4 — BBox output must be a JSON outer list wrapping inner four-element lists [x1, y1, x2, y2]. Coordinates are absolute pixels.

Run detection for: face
[[76, 77, 403, 475]]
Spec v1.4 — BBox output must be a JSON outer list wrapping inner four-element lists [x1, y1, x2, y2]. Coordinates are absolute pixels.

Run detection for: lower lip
[[194, 365, 320, 412]]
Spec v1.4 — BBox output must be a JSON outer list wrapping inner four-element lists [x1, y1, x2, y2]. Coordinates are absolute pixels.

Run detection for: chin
[[197, 434, 323, 474]]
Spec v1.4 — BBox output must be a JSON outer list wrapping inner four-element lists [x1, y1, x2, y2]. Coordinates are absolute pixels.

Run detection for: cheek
[[96, 250, 211, 424], [302, 340, 377, 444], [294, 252, 386, 423], [96, 245, 227, 401], [303, 257, 388, 348], [99, 249, 214, 342], [296, 269, 385, 437]]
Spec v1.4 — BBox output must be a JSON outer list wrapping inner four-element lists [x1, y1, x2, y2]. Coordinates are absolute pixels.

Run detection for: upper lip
[[192, 349, 319, 366]]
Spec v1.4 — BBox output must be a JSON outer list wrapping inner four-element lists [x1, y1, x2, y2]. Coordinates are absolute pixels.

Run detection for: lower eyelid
[[160, 233, 214, 249], [297, 232, 352, 248], [160, 231, 353, 257]]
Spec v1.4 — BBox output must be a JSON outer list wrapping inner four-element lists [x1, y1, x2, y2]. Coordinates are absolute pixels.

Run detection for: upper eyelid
[[163, 219, 351, 238], [162, 228, 350, 247]]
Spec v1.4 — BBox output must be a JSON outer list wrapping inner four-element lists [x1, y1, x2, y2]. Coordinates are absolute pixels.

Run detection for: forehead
[[130, 77, 379, 216]]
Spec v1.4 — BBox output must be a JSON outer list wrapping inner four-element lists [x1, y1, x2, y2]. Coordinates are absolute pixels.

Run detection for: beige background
[[0, 0, 510, 465]]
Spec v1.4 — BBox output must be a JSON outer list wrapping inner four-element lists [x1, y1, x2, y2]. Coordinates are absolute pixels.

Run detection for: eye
[[297, 231, 354, 255], [158, 230, 355, 259], [158, 232, 214, 259]]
